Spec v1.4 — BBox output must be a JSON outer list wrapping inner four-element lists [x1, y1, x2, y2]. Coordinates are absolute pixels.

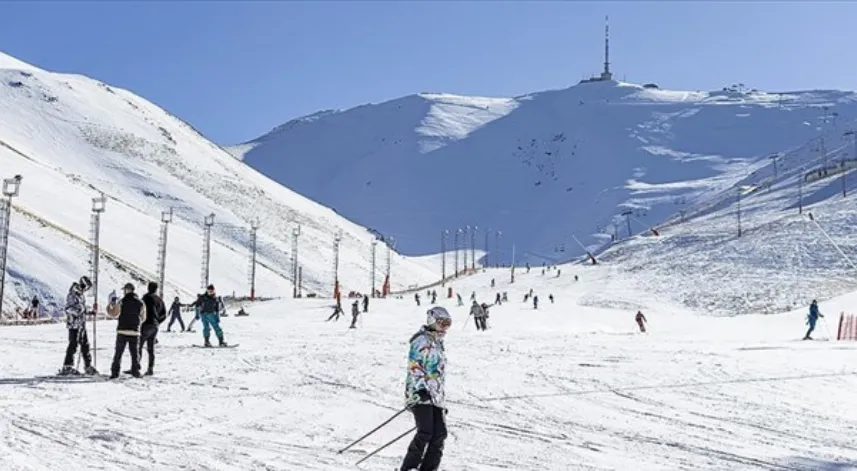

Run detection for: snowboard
[[192, 344, 239, 348]]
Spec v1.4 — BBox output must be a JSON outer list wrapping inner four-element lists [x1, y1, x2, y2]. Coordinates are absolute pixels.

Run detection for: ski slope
[[0, 268, 855, 470], [233, 81, 857, 268], [0, 51, 440, 315]]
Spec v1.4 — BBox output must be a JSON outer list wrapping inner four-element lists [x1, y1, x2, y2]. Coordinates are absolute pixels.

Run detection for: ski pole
[[355, 426, 416, 466], [822, 317, 834, 340], [338, 407, 409, 454]]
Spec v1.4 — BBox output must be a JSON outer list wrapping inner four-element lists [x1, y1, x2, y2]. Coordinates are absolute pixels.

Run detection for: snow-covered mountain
[[234, 81, 857, 268], [0, 51, 441, 315]]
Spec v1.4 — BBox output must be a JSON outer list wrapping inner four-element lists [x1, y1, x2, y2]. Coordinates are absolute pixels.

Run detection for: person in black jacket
[[166, 297, 186, 332], [108, 283, 146, 379], [140, 282, 166, 375]]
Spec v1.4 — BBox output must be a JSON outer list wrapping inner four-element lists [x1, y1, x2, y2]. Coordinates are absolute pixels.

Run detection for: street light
[[0, 175, 22, 319], [89, 192, 106, 368], [201, 213, 215, 289]]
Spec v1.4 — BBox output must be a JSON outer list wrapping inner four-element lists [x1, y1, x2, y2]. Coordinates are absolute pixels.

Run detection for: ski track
[[1, 269, 857, 470]]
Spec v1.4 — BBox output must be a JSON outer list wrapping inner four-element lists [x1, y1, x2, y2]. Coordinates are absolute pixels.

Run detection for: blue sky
[[1, 1, 856, 144]]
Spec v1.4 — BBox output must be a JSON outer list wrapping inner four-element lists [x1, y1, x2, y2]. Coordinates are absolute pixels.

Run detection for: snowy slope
[[234, 81, 857, 268], [0, 268, 855, 470], [0, 51, 439, 314]]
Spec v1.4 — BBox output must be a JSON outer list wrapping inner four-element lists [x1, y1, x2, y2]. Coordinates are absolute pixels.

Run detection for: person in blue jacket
[[803, 299, 824, 340]]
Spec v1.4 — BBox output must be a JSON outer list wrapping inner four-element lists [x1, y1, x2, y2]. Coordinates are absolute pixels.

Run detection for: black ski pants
[[167, 311, 184, 331], [111, 334, 140, 376], [63, 328, 92, 368], [139, 324, 158, 371], [400, 405, 447, 471]]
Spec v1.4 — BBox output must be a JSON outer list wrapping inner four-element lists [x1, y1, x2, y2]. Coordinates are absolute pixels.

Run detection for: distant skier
[[495, 292, 502, 305], [456, 293, 463, 306], [362, 295, 369, 313], [190, 285, 227, 347], [478, 303, 490, 330], [139, 282, 166, 375], [533, 295, 539, 310], [804, 300, 824, 340], [431, 291, 437, 304], [636, 311, 647, 333], [502, 292, 508, 303], [23, 295, 42, 319], [574, 275, 579, 282], [350, 300, 360, 329], [327, 302, 344, 322], [556, 270, 561, 278], [549, 294, 554, 304], [490, 278, 495, 288], [470, 292, 476, 302], [470, 301, 484, 331], [60, 276, 98, 376], [400, 306, 450, 471], [166, 297, 186, 332], [110, 283, 145, 379], [187, 294, 202, 332], [414, 293, 421, 306]]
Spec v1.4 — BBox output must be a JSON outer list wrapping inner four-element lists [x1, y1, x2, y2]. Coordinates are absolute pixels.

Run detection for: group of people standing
[[60, 276, 228, 379]]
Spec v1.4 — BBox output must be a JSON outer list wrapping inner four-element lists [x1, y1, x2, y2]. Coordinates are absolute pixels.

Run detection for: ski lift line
[[806, 213, 857, 274], [473, 370, 857, 403]]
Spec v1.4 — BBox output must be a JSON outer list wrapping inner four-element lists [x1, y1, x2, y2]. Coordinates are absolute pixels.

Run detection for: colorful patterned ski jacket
[[404, 326, 447, 409], [64, 283, 88, 330]]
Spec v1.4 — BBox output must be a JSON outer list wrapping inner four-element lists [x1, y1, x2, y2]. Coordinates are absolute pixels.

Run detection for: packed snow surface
[[1, 268, 855, 470]]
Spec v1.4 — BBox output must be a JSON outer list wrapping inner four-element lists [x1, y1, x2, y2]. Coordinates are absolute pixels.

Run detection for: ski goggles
[[435, 318, 452, 329]]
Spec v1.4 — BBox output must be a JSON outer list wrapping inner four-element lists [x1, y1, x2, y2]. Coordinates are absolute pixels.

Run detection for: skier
[[139, 282, 166, 375], [414, 293, 421, 306], [190, 285, 227, 347], [350, 300, 360, 329], [400, 306, 450, 471], [187, 294, 202, 332], [327, 302, 344, 322], [470, 292, 476, 302], [533, 295, 539, 310], [495, 292, 502, 306], [235, 307, 249, 317], [362, 295, 369, 313], [23, 295, 41, 319], [636, 311, 647, 333], [470, 301, 484, 331], [60, 276, 98, 376], [549, 294, 554, 304], [490, 278, 495, 288], [479, 303, 490, 330], [166, 297, 186, 332], [502, 292, 508, 303], [557, 270, 561, 278], [456, 293, 463, 306], [430, 291, 437, 304], [110, 283, 145, 379], [804, 300, 824, 340], [574, 275, 579, 282]]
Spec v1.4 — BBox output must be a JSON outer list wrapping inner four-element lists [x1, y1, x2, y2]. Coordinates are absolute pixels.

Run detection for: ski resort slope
[[0, 51, 439, 313], [233, 81, 857, 266], [1, 268, 855, 470]]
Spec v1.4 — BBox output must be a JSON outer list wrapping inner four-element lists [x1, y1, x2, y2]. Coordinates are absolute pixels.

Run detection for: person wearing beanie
[[140, 281, 166, 375], [110, 283, 146, 379]]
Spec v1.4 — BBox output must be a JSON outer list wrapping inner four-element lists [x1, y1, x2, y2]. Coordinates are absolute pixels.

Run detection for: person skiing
[[362, 294, 369, 313], [469, 300, 484, 331], [190, 285, 227, 347], [61, 276, 98, 375], [495, 292, 502, 306], [490, 278, 495, 288], [414, 293, 421, 306], [804, 300, 824, 340], [327, 301, 344, 322], [109, 283, 146, 379], [533, 295, 539, 310], [400, 306, 450, 471], [140, 282, 166, 375], [549, 294, 554, 304], [636, 311, 647, 333], [502, 292, 508, 303], [166, 297, 185, 332], [456, 293, 463, 306], [430, 291, 437, 304], [350, 300, 360, 329], [478, 303, 490, 330]]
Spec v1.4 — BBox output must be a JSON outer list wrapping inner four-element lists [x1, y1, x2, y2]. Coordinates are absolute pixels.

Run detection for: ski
[[192, 344, 239, 348]]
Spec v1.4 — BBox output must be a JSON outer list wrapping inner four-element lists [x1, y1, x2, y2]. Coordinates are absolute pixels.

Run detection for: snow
[[0, 51, 440, 314], [235, 80, 857, 270], [1, 268, 855, 470]]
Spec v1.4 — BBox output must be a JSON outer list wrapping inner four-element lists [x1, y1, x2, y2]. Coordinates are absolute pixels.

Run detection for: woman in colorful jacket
[[400, 306, 451, 471]]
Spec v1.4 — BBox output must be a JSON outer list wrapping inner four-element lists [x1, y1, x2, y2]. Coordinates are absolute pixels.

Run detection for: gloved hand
[[416, 389, 431, 402]]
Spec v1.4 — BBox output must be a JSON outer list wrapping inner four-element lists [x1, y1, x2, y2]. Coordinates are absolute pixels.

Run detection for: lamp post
[[156, 208, 173, 298], [201, 213, 215, 289], [370, 239, 378, 297], [90, 193, 106, 368], [333, 231, 341, 300], [248, 219, 258, 300], [441, 230, 448, 285], [291, 225, 301, 298], [0, 175, 22, 319]]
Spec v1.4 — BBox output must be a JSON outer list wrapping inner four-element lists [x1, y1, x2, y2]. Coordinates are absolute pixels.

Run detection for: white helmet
[[426, 306, 452, 331]]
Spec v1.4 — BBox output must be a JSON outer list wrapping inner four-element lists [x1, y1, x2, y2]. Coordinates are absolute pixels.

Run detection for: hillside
[[234, 81, 857, 269], [0, 51, 440, 315]]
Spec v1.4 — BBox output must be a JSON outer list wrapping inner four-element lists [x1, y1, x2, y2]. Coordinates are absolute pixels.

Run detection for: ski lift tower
[[0, 175, 22, 319], [201, 213, 215, 289], [89, 193, 106, 368]]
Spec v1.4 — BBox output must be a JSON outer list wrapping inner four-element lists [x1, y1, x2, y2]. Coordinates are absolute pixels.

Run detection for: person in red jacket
[[636, 311, 647, 333]]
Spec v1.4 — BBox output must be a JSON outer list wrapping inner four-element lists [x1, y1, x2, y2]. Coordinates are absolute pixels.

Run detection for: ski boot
[[84, 365, 100, 375], [144, 368, 154, 376], [58, 365, 80, 376], [218, 337, 228, 347], [204, 338, 213, 348]]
